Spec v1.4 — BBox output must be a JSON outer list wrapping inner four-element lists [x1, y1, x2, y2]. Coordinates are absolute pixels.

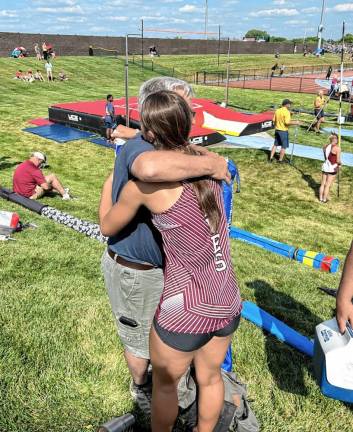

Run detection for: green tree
[[244, 29, 270, 41], [270, 36, 287, 42], [339, 33, 353, 43]]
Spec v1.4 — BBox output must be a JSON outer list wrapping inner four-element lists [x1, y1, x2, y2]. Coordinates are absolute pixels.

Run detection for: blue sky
[[1, 0, 352, 40]]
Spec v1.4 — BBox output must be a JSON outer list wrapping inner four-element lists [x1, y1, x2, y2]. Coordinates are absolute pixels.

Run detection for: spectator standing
[[89, 46, 94, 56], [319, 133, 341, 202], [269, 99, 300, 163], [313, 90, 326, 133], [13, 152, 71, 200], [34, 43, 42, 60], [45, 60, 53, 82], [271, 63, 278, 77], [326, 65, 333, 80], [104, 94, 115, 142], [330, 75, 338, 96], [42, 42, 48, 60]]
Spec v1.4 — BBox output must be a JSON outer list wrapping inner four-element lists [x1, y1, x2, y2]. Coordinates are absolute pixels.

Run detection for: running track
[[214, 70, 353, 94]]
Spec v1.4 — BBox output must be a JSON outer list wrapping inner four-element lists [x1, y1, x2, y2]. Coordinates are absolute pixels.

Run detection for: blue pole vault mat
[[88, 137, 124, 156], [322, 127, 353, 138], [23, 124, 94, 143], [224, 135, 353, 167]]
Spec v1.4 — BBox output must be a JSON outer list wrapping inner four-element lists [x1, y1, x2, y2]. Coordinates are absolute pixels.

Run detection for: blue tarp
[[23, 124, 94, 143], [224, 135, 353, 167], [322, 127, 353, 138]]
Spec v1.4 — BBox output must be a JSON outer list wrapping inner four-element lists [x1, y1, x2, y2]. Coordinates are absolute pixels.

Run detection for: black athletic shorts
[[314, 108, 324, 119], [153, 314, 241, 352], [322, 171, 337, 176]]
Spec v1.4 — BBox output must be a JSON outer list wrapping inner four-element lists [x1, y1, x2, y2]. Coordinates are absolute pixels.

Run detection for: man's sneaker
[[62, 188, 71, 200], [129, 379, 152, 417]]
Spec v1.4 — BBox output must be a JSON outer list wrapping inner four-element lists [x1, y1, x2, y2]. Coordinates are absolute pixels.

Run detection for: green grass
[[133, 53, 349, 75], [1, 55, 353, 432]]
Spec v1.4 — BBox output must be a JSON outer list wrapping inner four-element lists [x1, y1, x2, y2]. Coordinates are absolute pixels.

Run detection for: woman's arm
[[100, 180, 144, 237], [336, 146, 342, 165]]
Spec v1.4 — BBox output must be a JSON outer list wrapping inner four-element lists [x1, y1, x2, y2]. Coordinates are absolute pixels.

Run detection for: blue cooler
[[313, 318, 353, 403]]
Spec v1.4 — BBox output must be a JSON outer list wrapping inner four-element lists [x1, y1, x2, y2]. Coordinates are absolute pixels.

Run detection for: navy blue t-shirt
[[108, 134, 163, 267]]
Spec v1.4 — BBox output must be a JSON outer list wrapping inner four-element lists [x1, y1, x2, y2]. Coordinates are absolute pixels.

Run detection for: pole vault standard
[[338, 21, 345, 198], [125, 33, 141, 127], [225, 38, 231, 107]]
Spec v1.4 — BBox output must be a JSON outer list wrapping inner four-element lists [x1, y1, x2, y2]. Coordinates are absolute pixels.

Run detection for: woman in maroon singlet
[[319, 133, 341, 203], [100, 91, 242, 432]]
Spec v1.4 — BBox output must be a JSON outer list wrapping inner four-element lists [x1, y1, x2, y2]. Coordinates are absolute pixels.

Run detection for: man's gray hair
[[138, 77, 194, 109]]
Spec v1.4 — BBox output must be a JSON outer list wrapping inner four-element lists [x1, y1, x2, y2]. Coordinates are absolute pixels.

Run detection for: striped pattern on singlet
[[152, 180, 242, 334]]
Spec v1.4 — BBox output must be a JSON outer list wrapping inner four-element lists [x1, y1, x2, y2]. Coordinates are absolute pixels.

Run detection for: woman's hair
[[141, 90, 221, 233], [329, 133, 338, 144]]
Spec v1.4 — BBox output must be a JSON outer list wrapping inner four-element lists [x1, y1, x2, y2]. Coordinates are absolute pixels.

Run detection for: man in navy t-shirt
[[99, 77, 230, 412]]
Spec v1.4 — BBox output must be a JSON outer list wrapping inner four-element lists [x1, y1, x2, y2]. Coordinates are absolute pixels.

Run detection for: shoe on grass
[[62, 188, 71, 200]]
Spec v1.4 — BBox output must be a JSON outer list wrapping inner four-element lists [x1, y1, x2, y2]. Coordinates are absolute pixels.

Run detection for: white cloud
[[0, 10, 18, 17], [57, 16, 87, 23], [36, 5, 83, 14], [285, 19, 308, 25], [107, 16, 129, 21], [179, 4, 199, 13], [273, 0, 286, 4], [250, 8, 299, 17], [302, 7, 320, 13], [332, 4, 353, 12]]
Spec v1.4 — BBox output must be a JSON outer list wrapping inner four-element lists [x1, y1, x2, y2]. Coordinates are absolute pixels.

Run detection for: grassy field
[[132, 52, 349, 75], [1, 55, 353, 432]]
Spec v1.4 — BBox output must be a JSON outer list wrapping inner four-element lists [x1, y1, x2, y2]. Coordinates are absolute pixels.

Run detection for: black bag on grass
[[175, 370, 259, 432]]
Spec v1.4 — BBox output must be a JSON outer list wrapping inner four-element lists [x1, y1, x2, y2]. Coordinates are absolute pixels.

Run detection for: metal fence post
[[270, 76, 272, 90], [243, 74, 245, 89], [299, 77, 303, 93], [203, 71, 206, 84]]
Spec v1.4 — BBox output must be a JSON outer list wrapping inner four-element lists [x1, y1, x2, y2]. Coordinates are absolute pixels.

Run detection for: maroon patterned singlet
[[152, 180, 242, 334]]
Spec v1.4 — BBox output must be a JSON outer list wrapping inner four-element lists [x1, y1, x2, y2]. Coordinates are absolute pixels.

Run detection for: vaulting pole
[[338, 21, 345, 198], [125, 35, 129, 127]]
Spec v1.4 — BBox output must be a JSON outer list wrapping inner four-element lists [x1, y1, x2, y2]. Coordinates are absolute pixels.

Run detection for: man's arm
[[131, 149, 231, 183], [336, 242, 353, 333]]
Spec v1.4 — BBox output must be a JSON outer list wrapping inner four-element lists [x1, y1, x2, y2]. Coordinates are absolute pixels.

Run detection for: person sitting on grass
[[34, 69, 44, 81], [14, 70, 24, 80], [336, 241, 353, 334], [58, 70, 68, 81], [13, 152, 71, 200], [25, 70, 34, 83], [319, 133, 341, 203]]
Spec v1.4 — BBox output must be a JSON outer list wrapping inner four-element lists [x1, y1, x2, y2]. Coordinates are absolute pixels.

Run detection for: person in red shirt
[[13, 152, 71, 200]]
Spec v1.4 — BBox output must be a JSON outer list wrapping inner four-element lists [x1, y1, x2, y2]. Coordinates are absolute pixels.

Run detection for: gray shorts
[[101, 250, 163, 359]]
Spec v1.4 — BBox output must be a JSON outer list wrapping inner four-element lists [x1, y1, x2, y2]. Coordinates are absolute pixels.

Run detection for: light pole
[[317, 0, 326, 52]]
